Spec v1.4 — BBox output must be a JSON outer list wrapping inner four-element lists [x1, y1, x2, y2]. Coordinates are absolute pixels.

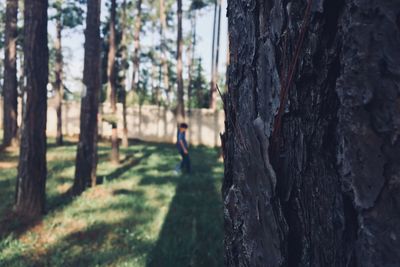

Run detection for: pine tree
[[15, 0, 49, 217], [73, 0, 101, 194], [2, 0, 19, 148]]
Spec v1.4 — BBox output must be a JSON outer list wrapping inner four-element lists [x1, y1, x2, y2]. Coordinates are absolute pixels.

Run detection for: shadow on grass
[[2, 189, 157, 267], [0, 142, 224, 266], [97, 150, 152, 183], [0, 149, 19, 163], [46, 149, 152, 214], [47, 140, 77, 149], [146, 149, 224, 267], [0, 146, 152, 240], [45, 152, 112, 213]]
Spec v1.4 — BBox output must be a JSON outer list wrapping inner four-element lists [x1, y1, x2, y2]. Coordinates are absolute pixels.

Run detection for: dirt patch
[[57, 183, 71, 194], [22, 219, 87, 263], [84, 187, 112, 200]]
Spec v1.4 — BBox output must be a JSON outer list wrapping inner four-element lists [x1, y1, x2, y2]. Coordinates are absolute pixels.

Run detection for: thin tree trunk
[[150, 23, 157, 104], [209, 0, 222, 110], [187, 11, 196, 115], [107, 0, 119, 164], [111, 122, 119, 164], [107, 0, 117, 112], [73, 0, 101, 195], [176, 0, 184, 123], [130, 0, 142, 92], [209, 0, 217, 110], [223, 0, 400, 266], [121, 0, 129, 148], [15, 0, 48, 217], [213, 0, 222, 105], [121, 90, 128, 147], [3, 0, 19, 148], [55, 4, 64, 146], [187, 53, 192, 115], [159, 0, 170, 106]]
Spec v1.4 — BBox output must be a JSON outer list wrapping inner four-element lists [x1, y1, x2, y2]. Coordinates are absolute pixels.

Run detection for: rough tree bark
[[222, 0, 400, 266], [54, 3, 64, 146], [176, 0, 185, 122], [130, 0, 142, 92], [3, 0, 19, 148], [107, 0, 119, 164], [73, 0, 101, 195], [15, 0, 48, 217]]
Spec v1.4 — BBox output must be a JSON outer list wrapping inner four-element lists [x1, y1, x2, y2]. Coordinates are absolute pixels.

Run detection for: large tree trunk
[[130, 0, 142, 92], [73, 0, 101, 195], [3, 0, 19, 148], [176, 0, 184, 122], [107, 0, 119, 164], [223, 0, 400, 266], [54, 5, 64, 146], [15, 0, 48, 217]]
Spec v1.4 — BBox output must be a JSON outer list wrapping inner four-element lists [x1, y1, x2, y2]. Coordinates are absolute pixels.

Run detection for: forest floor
[[0, 138, 223, 267]]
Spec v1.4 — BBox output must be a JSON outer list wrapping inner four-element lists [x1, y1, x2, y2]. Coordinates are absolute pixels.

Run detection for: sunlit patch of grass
[[0, 138, 223, 266]]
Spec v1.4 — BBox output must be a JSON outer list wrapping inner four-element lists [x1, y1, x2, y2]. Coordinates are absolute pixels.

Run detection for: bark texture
[[223, 0, 400, 266], [3, 0, 19, 147], [15, 0, 48, 217], [73, 0, 101, 195]]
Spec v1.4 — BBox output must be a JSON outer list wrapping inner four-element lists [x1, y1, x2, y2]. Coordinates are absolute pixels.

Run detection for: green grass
[[0, 139, 224, 267]]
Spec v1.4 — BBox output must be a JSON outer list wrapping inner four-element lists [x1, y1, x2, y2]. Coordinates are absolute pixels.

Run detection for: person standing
[[176, 123, 191, 174]]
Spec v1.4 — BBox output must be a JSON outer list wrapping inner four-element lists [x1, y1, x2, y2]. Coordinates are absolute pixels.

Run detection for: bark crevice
[[224, 0, 400, 266]]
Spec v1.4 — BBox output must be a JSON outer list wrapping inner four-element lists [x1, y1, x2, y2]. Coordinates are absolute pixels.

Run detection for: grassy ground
[[0, 139, 224, 267]]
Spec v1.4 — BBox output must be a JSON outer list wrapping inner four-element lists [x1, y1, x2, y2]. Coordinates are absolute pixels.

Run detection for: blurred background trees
[[0, 0, 227, 212]]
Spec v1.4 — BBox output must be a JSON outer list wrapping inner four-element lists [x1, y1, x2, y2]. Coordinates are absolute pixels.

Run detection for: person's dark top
[[177, 131, 188, 153]]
